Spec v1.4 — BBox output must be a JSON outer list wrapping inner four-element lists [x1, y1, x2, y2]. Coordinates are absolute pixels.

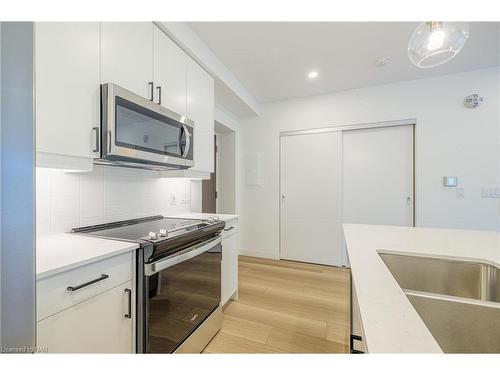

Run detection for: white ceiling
[[189, 22, 500, 106]]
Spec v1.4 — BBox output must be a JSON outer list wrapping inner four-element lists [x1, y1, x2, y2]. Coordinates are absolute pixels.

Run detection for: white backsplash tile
[[36, 165, 196, 237]]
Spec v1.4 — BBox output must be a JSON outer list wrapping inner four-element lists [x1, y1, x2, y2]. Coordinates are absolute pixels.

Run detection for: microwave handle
[[145, 236, 221, 275], [182, 125, 191, 158]]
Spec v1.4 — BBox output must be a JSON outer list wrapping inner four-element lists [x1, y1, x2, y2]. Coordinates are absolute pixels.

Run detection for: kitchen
[[1, 1, 500, 372]]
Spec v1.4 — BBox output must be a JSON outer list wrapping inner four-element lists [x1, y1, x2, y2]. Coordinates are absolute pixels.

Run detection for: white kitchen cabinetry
[[153, 25, 187, 116], [221, 218, 239, 305], [37, 281, 133, 353], [36, 251, 135, 353], [351, 279, 367, 353], [101, 22, 154, 100], [35, 22, 100, 170]]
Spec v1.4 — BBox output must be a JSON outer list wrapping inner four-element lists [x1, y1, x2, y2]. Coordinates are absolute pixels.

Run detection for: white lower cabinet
[[37, 281, 133, 353], [36, 251, 135, 353], [221, 219, 239, 305]]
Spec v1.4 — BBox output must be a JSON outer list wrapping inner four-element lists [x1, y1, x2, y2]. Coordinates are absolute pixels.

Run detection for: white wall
[[239, 67, 500, 259], [36, 166, 198, 236]]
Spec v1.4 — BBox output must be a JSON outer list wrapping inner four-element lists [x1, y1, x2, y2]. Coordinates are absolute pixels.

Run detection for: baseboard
[[239, 249, 279, 260]]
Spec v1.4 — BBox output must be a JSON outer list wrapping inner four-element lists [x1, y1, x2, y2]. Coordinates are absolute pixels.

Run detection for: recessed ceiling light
[[307, 71, 319, 79]]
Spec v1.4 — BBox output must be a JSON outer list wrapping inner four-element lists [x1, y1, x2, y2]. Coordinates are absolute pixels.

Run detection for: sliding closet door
[[342, 125, 414, 227], [280, 132, 343, 266]]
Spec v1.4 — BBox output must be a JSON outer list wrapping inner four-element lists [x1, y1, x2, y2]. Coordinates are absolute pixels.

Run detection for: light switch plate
[[481, 187, 500, 198], [443, 176, 458, 187], [170, 193, 177, 206]]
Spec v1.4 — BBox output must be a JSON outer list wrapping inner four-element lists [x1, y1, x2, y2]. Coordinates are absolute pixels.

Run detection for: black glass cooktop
[[72, 215, 207, 242]]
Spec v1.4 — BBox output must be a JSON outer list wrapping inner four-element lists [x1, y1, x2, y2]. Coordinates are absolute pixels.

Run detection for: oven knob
[[159, 229, 167, 237], [148, 232, 159, 240]]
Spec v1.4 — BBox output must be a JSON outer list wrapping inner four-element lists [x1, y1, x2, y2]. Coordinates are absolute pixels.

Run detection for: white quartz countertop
[[166, 212, 239, 222], [343, 223, 500, 353], [36, 233, 138, 280]]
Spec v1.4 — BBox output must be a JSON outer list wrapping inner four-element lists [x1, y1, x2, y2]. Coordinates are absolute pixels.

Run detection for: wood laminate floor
[[203, 256, 350, 353]]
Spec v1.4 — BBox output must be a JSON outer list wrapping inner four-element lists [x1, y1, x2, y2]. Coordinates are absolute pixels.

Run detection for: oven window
[[147, 244, 221, 353], [115, 96, 183, 157]]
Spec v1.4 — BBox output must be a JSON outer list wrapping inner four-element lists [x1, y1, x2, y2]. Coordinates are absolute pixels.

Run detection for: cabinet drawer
[[222, 219, 239, 238], [37, 252, 133, 321]]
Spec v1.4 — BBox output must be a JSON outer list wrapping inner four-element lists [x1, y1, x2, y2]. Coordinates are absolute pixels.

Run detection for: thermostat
[[443, 176, 458, 187]]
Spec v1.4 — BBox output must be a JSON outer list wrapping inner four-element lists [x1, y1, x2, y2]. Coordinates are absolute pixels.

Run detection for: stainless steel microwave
[[95, 83, 194, 170]]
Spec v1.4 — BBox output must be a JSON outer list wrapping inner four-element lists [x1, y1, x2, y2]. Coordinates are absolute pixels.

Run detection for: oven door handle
[[145, 236, 221, 276]]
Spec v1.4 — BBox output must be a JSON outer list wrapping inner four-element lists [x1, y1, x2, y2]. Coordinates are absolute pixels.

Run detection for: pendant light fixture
[[408, 22, 469, 68]]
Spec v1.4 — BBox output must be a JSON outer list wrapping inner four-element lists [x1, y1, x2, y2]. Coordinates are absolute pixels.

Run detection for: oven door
[[101, 83, 194, 168], [144, 236, 222, 353]]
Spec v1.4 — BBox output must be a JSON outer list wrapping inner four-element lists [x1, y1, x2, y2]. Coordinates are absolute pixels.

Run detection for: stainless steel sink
[[379, 252, 500, 353], [379, 253, 500, 302]]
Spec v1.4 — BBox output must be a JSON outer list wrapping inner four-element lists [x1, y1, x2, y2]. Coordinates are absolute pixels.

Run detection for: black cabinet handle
[[124, 288, 132, 319], [224, 226, 235, 232], [67, 274, 109, 292], [156, 85, 162, 105], [148, 81, 154, 101]]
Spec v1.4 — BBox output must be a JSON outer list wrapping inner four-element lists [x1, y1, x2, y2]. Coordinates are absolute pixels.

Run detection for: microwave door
[[100, 83, 193, 169]]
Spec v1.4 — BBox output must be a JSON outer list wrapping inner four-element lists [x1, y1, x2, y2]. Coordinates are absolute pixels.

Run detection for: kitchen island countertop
[[343, 223, 500, 353]]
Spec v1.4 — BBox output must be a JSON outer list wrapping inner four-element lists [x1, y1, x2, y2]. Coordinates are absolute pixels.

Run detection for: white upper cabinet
[[35, 22, 100, 170], [187, 58, 215, 173], [153, 25, 187, 116], [101, 22, 154, 99], [36, 22, 214, 173]]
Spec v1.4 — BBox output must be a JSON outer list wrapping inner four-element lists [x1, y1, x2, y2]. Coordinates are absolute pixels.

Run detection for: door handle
[[124, 288, 132, 319], [156, 85, 162, 105], [108, 130, 112, 153], [148, 81, 154, 101], [181, 124, 191, 158]]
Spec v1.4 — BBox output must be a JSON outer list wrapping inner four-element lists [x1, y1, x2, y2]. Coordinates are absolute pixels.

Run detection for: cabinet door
[[222, 232, 239, 305], [153, 25, 187, 116], [101, 22, 154, 99], [187, 58, 215, 173], [35, 22, 100, 161], [37, 281, 133, 353]]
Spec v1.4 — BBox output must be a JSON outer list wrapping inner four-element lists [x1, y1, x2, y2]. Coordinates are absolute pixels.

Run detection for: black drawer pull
[[67, 274, 109, 292], [124, 288, 132, 319], [224, 226, 235, 232]]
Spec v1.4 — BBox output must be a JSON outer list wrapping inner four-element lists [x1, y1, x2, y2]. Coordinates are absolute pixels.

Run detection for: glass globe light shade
[[408, 22, 469, 68]]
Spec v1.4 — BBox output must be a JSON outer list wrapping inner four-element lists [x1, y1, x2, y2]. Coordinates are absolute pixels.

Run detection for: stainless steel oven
[[96, 83, 194, 170], [142, 236, 222, 353]]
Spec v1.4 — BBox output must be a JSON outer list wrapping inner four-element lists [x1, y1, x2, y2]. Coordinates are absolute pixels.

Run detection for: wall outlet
[[481, 187, 500, 198], [456, 188, 465, 198], [170, 193, 177, 206]]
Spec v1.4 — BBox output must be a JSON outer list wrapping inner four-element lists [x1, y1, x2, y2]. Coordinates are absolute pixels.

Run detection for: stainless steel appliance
[[72, 215, 225, 353], [96, 83, 194, 170]]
